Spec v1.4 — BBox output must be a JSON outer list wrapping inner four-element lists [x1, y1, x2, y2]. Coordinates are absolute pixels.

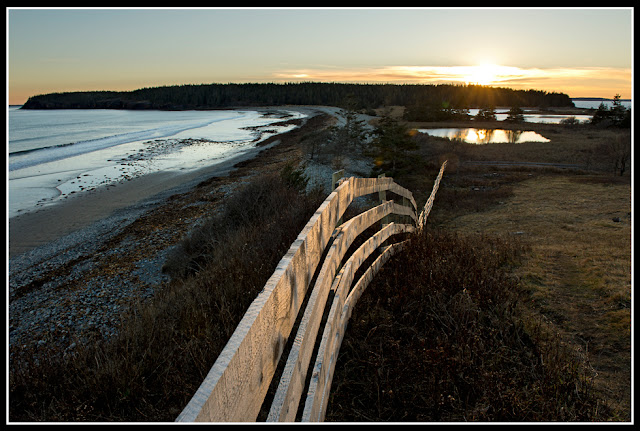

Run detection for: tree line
[[21, 82, 574, 111], [590, 94, 631, 128]]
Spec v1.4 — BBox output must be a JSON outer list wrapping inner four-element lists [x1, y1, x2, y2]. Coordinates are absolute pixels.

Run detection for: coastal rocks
[[8, 197, 181, 368], [9, 241, 169, 367], [54, 136, 262, 203]]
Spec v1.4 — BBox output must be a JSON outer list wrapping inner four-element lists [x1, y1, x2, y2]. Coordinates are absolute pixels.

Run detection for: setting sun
[[464, 63, 505, 86]]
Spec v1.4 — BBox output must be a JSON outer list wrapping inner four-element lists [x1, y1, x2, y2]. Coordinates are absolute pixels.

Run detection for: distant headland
[[20, 82, 574, 111], [572, 96, 631, 102]]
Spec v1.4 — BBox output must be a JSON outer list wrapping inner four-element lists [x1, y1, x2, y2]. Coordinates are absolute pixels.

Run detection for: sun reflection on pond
[[416, 128, 550, 144]]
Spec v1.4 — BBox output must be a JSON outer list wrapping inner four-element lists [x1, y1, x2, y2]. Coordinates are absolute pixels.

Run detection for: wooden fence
[[176, 162, 447, 422]]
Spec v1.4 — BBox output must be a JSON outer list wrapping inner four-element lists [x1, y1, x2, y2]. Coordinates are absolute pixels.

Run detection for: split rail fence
[[176, 161, 447, 422]]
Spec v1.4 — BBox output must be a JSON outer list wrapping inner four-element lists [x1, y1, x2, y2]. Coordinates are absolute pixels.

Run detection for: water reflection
[[467, 109, 592, 124], [417, 128, 550, 144]]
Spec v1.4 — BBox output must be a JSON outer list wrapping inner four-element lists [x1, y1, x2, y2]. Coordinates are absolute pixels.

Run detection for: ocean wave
[[8, 117, 233, 172]]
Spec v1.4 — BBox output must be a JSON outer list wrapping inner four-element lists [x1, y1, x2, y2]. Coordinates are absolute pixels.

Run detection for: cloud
[[271, 65, 631, 97]]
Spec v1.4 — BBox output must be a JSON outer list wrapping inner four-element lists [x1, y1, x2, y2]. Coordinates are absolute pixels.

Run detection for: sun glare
[[464, 63, 502, 86]]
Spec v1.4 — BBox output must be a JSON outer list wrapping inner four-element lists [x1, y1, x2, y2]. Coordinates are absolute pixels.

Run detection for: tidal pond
[[417, 128, 550, 144], [467, 108, 592, 124]]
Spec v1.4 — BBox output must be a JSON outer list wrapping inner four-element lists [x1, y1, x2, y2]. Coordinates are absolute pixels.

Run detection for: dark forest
[[21, 82, 574, 111]]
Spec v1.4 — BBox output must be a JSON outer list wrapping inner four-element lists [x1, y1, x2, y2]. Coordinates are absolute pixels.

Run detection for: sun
[[464, 63, 502, 86]]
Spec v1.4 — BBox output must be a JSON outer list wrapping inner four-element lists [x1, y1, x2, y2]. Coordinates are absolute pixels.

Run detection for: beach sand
[[8, 143, 276, 259], [7, 102, 333, 260]]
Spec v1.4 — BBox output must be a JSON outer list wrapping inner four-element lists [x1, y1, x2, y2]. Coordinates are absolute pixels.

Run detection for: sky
[[6, 7, 634, 105]]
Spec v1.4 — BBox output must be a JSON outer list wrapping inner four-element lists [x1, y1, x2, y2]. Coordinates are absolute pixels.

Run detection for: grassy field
[[448, 174, 631, 416], [420, 113, 631, 419]]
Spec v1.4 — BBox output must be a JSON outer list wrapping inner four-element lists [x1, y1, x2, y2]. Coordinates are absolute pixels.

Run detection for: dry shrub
[[163, 172, 317, 279], [326, 229, 613, 422], [10, 172, 325, 422]]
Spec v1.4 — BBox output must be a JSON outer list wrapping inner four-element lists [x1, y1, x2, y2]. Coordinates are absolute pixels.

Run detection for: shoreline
[[8, 105, 323, 259], [7, 106, 308, 219], [8, 110, 333, 368], [8, 138, 281, 259]]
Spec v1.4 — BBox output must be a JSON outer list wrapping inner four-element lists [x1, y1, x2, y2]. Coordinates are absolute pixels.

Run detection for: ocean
[[571, 99, 632, 110], [7, 107, 306, 218]]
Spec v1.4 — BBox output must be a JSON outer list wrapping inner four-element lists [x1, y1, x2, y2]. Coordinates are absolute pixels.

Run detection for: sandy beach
[[8, 138, 280, 259], [8, 110, 337, 368]]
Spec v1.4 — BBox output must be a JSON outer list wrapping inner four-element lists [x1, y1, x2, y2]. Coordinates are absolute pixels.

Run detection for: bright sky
[[6, 7, 634, 105]]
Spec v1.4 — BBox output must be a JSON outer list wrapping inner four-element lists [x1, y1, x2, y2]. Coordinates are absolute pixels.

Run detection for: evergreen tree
[[610, 94, 627, 126], [591, 95, 630, 128], [370, 115, 418, 175], [505, 105, 525, 123], [591, 102, 610, 125], [341, 107, 370, 151], [474, 105, 497, 122], [22, 82, 575, 111]]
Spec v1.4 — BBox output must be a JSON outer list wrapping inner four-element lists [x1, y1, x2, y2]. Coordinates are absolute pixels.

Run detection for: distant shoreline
[[7, 140, 279, 258], [572, 97, 632, 102]]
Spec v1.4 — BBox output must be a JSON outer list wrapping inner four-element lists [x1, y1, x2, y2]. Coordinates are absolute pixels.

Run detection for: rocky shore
[[9, 108, 367, 370]]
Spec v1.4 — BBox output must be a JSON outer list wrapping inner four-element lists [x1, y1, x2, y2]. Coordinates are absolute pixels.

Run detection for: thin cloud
[[271, 65, 631, 97]]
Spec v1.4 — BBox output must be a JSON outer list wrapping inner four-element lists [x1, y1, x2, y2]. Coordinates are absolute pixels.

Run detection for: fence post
[[332, 170, 345, 226], [417, 160, 447, 231], [177, 174, 427, 423], [402, 196, 409, 225], [331, 170, 344, 191], [378, 173, 389, 227]]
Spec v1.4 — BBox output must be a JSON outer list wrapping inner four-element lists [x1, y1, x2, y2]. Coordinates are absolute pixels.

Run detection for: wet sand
[[8, 141, 279, 259]]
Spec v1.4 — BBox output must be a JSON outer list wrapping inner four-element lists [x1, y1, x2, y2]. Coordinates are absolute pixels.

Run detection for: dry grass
[[448, 175, 631, 418], [326, 229, 612, 421], [329, 112, 631, 421], [326, 170, 630, 421], [8, 129, 327, 422]]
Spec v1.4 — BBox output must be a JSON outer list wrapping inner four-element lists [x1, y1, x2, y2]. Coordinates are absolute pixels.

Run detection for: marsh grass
[[387, 132, 629, 420], [325, 118, 630, 420], [414, 169, 631, 420], [449, 175, 631, 340]]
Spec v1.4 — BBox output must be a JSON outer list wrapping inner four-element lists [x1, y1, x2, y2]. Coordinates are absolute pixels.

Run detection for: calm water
[[8, 107, 306, 217], [467, 108, 592, 124], [572, 99, 632, 110], [8, 107, 301, 171], [417, 128, 550, 144]]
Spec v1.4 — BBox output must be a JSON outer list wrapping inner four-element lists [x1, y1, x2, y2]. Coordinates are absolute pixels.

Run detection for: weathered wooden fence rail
[[176, 162, 447, 423]]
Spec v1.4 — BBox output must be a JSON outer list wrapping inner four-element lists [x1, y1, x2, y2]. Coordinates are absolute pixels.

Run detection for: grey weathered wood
[[418, 161, 447, 230], [176, 176, 420, 422], [176, 180, 352, 422], [267, 202, 413, 421], [302, 223, 414, 422], [332, 169, 345, 191], [343, 240, 409, 327], [378, 173, 389, 226]]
